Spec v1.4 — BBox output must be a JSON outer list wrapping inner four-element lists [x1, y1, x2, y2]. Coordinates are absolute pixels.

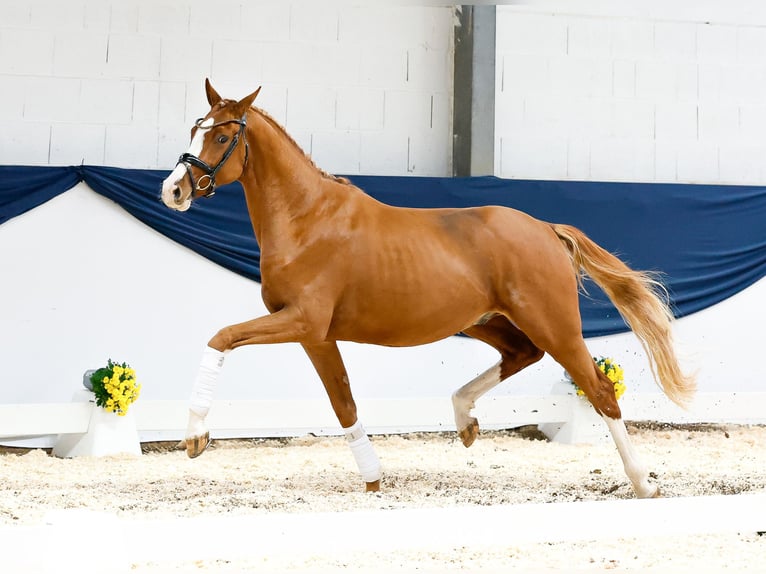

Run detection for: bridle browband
[[177, 113, 249, 199]]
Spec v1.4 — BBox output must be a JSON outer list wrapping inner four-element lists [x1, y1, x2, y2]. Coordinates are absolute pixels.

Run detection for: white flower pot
[[53, 390, 141, 458], [538, 380, 612, 445]]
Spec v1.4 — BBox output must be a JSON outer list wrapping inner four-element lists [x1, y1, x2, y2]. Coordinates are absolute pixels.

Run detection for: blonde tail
[[552, 223, 696, 408]]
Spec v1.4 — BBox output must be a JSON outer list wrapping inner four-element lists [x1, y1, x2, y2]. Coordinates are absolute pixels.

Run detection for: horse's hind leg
[[453, 316, 544, 447], [302, 341, 381, 492], [548, 339, 659, 499]]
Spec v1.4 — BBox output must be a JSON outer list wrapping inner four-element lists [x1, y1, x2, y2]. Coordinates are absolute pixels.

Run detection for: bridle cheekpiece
[[177, 112, 249, 199]]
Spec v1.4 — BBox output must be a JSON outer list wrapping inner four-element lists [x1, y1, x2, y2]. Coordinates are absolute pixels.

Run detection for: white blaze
[[161, 117, 214, 211]]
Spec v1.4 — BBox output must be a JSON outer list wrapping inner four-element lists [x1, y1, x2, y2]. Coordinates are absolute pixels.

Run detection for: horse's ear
[[205, 78, 222, 107], [236, 86, 261, 114]]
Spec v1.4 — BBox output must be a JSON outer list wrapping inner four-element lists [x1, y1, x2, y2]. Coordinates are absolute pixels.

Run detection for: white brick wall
[[495, 1, 766, 184], [11, 0, 766, 184], [0, 0, 453, 175]]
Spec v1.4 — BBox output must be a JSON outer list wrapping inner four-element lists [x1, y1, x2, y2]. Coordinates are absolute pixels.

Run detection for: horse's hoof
[[459, 418, 480, 448], [637, 484, 661, 499], [185, 433, 211, 459], [365, 480, 381, 493]]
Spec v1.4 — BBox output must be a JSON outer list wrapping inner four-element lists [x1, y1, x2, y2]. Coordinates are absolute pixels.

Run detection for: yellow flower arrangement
[[89, 359, 141, 416], [571, 356, 626, 400]]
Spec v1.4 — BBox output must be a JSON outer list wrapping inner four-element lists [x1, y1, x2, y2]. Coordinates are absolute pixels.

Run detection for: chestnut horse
[[161, 79, 695, 498]]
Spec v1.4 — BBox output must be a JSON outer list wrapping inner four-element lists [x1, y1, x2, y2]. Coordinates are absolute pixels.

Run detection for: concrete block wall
[[495, 1, 766, 184], [0, 0, 453, 176]]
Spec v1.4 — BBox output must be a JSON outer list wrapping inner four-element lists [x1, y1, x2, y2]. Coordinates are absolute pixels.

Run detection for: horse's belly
[[328, 298, 486, 347]]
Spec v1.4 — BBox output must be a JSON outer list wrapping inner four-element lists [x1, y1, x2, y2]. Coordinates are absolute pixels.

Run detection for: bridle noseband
[[177, 113, 249, 199]]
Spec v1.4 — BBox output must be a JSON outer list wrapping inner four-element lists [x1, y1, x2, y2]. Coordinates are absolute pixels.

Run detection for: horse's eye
[[217, 135, 229, 144]]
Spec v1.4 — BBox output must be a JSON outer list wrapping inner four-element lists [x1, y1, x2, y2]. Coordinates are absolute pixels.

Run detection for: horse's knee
[[208, 328, 232, 352]]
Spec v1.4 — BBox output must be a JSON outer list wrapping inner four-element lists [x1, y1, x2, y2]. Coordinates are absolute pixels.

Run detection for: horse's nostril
[[172, 187, 181, 201]]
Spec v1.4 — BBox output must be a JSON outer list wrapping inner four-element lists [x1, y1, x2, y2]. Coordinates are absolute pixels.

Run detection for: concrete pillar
[[453, 5, 496, 176]]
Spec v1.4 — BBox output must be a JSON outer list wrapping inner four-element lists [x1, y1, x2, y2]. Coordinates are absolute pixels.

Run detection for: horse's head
[[161, 78, 261, 211]]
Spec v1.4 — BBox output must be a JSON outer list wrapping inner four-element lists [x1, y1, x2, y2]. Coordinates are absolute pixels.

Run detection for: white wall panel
[[79, 79, 133, 124], [50, 124, 106, 166], [590, 138, 654, 182], [106, 3, 138, 34], [335, 87, 385, 132], [311, 131, 360, 175], [612, 100, 654, 139], [188, 1, 242, 38], [655, 102, 697, 140], [137, 1, 190, 37], [0, 28, 54, 75], [82, 2, 110, 30], [654, 140, 680, 181], [2, 3, 32, 26], [286, 86, 336, 130], [240, 3, 291, 43], [52, 32, 109, 78], [676, 141, 719, 181], [359, 131, 407, 175], [719, 141, 765, 183], [104, 124, 158, 168], [496, 1, 766, 184], [22, 77, 81, 123], [211, 40, 264, 84], [132, 81, 161, 125], [409, 132, 450, 177], [566, 138, 591, 180], [0, 76, 25, 120], [611, 20, 654, 59], [288, 3, 339, 44], [407, 45, 452, 91], [654, 22, 697, 60], [499, 135, 568, 179], [566, 17, 612, 57], [358, 45, 407, 89], [106, 34, 161, 80], [496, 12, 567, 56], [0, 0, 453, 176], [160, 37, 213, 83], [0, 122, 50, 164], [697, 24, 738, 63], [698, 104, 740, 141]]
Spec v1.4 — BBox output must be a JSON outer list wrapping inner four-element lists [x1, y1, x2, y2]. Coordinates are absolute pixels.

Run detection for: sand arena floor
[[1, 423, 764, 572]]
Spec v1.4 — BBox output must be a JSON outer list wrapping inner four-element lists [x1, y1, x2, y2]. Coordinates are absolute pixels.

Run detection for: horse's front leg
[[302, 342, 382, 492], [180, 307, 317, 459]]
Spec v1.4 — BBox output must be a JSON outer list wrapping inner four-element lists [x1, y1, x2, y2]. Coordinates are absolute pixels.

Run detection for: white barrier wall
[[0, 0, 453, 176], [495, 1, 766, 183]]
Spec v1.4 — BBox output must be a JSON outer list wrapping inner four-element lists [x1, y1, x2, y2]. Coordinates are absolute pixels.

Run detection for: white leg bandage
[[344, 420, 381, 483], [189, 346, 227, 418]]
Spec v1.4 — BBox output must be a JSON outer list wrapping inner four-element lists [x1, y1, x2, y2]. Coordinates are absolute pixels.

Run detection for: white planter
[[53, 390, 141, 457], [538, 380, 612, 445]]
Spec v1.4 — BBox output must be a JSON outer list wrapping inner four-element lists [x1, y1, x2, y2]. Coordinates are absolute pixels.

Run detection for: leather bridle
[[176, 113, 249, 198]]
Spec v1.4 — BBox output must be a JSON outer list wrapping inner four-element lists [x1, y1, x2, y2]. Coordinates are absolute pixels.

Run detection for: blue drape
[[2, 165, 765, 338]]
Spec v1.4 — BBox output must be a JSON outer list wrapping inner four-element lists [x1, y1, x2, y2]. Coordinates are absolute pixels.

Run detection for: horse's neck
[[242, 111, 330, 250]]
